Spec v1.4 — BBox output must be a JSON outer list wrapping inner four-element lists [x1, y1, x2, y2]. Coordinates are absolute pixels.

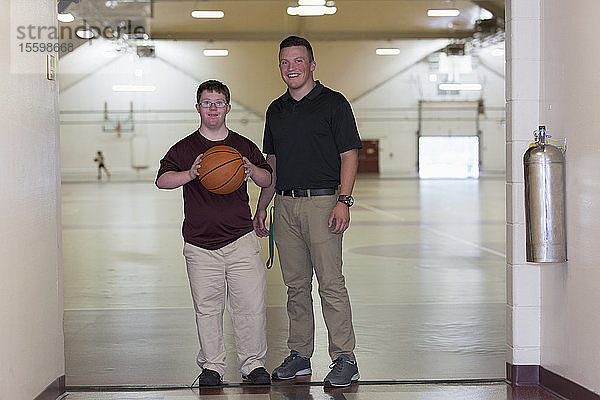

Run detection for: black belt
[[276, 188, 336, 197]]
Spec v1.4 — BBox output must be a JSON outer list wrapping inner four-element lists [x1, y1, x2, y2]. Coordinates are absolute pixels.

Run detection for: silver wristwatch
[[337, 195, 354, 207]]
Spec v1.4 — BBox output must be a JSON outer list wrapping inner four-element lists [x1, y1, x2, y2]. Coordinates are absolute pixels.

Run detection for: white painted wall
[[59, 40, 505, 180], [353, 59, 506, 176], [1, 0, 64, 398], [59, 52, 263, 180], [508, 0, 600, 394], [505, 0, 542, 369], [539, 0, 600, 393]]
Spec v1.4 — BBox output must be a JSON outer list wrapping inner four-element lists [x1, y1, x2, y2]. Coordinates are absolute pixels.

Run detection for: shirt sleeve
[[156, 144, 183, 182], [262, 106, 275, 155], [248, 141, 273, 175], [332, 95, 363, 153]]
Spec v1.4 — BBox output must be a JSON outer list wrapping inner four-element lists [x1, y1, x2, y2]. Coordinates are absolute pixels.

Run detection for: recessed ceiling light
[[375, 48, 400, 56], [203, 49, 229, 57], [427, 9, 460, 17], [112, 85, 156, 92], [76, 29, 95, 39], [429, 74, 438, 82], [298, 0, 326, 5], [57, 13, 74, 23], [287, 5, 337, 16], [439, 83, 481, 91], [191, 10, 225, 18], [479, 8, 493, 20]]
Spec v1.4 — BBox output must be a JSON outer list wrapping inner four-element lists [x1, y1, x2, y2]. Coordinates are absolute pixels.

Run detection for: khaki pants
[[183, 231, 267, 377], [274, 193, 356, 361]]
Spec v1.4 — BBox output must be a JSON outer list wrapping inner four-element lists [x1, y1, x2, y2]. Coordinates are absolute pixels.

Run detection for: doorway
[[358, 140, 379, 174], [419, 136, 480, 179]]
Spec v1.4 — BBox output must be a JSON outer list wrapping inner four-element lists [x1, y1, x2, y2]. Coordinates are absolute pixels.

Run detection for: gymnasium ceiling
[[58, 0, 506, 113], [61, 0, 505, 41]]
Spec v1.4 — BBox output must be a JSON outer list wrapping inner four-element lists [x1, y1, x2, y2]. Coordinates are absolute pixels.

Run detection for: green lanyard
[[265, 206, 275, 269]]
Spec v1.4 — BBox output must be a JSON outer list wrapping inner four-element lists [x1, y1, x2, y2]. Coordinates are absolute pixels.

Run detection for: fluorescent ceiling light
[[112, 85, 156, 92], [298, 0, 325, 5], [191, 10, 225, 18], [439, 83, 482, 91], [375, 48, 400, 56], [203, 49, 229, 56], [287, 5, 337, 16], [427, 9, 460, 17], [76, 29, 95, 39], [479, 8, 493, 20], [429, 74, 438, 82], [57, 13, 74, 23]]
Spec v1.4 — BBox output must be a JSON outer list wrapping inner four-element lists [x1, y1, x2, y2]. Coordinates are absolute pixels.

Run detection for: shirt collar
[[282, 80, 323, 103]]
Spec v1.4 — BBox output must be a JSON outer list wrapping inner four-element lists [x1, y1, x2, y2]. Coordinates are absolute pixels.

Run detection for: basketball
[[197, 145, 246, 194]]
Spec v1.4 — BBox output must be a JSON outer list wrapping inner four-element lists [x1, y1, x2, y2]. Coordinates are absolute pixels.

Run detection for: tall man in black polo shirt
[[253, 36, 362, 387]]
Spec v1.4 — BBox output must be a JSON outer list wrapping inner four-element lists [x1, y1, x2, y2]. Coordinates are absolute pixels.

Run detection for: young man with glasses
[[253, 36, 362, 387], [156, 80, 272, 386]]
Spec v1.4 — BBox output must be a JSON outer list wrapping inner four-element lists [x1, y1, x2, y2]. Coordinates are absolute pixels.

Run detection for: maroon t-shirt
[[156, 129, 272, 250]]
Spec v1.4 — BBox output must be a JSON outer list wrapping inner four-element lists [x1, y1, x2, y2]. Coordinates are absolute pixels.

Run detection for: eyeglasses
[[199, 100, 228, 108]]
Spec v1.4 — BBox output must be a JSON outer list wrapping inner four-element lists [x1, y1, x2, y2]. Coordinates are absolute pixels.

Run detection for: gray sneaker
[[323, 355, 359, 387], [272, 350, 312, 380]]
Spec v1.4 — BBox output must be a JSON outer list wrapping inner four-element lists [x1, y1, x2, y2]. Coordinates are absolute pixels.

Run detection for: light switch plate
[[47, 54, 55, 81]]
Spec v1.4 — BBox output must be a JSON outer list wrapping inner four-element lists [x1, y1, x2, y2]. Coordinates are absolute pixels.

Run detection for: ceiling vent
[[445, 43, 465, 56], [136, 45, 155, 57]]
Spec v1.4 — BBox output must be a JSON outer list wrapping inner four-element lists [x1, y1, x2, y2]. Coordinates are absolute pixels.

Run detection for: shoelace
[[329, 357, 352, 372], [190, 373, 201, 389], [190, 370, 220, 388], [280, 353, 299, 367]]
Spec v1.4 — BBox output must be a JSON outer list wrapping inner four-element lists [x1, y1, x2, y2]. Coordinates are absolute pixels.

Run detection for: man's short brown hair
[[196, 80, 231, 104], [279, 35, 314, 62]]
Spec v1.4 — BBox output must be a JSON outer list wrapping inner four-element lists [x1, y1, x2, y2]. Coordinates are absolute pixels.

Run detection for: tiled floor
[[62, 176, 507, 387]]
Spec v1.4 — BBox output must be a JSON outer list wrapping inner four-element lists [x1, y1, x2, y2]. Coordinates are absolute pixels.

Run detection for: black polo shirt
[[263, 81, 362, 190]]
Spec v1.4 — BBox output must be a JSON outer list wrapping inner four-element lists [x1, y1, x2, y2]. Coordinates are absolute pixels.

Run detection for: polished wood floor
[[62, 176, 507, 389], [65, 383, 565, 400]]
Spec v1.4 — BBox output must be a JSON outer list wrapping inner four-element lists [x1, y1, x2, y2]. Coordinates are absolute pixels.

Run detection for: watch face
[[339, 195, 354, 207]]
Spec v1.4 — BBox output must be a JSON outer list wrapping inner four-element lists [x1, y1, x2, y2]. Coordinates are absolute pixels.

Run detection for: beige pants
[[183, 231, 267, 377], [274, 193, 356, 361]]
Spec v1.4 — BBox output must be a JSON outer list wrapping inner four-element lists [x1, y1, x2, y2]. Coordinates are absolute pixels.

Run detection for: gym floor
[[61, 176, 560, 399], [63, 384, 563, 399]]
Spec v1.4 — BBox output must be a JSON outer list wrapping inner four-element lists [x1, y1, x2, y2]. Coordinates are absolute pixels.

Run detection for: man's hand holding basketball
[[189, 154, 203, 180], [243, 157, 256, 181], [156, 153, 204, 189], [243, 157, 272, 188]]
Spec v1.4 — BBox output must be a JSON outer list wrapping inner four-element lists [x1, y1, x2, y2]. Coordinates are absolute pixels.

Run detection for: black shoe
[[196, 368, 221, 386], [242, 367, 271, 385], [272, 350, 312, 380], [323, 355, 359, 387]]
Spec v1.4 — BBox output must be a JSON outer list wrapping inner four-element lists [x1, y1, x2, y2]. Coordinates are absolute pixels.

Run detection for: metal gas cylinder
[[523, 126, 567, 263]]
